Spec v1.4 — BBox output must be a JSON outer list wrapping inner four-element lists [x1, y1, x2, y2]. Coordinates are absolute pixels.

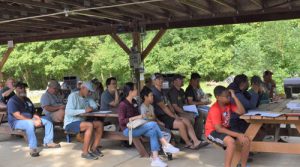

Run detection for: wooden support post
[[110, 33, 131, 55], [0, 47, 14, 81], [141, 29, 166, 61], [132, 31, 142, 92]]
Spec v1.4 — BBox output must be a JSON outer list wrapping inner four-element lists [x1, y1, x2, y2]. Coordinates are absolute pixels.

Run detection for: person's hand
[[228, 89, 236, 98], [237, 134, 249, 145], [252, 84, 260, 93], [33, 114, 40, 120], [33, 118, 42, 127], [85, 106, 93, 113], [59, 105, 65, 110], [205, 101, 211, 105]]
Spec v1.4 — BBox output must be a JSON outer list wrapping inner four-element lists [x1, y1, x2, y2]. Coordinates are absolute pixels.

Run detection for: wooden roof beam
[[212, 0, 237, 11], [251, 0, 263, 8], [141, 28, 166, 60], [178, 0, 212, 14], [0, 47, 14, 72]]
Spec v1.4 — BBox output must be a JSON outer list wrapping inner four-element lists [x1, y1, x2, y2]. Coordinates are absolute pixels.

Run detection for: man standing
[[64, 81, 104, 160], [7, 81, 60, 157], [263, 70, 276, 99], [40, 80, 65, 123], [0, 78, 15, 104], [100, 77, 119, 111]]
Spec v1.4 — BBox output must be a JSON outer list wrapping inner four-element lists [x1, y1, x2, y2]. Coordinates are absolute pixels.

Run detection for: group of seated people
[[0, 70, 277, 167]]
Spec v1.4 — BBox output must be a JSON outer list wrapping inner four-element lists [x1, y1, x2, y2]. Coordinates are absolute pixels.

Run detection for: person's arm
[[229, 90, 246, 115], [109, 91, 119, 107], [235, 91, 258, 110], [2, 87, 14, 98], [215, 124, 245, 139], [13, 111, 32, 120], [157, 101, 176, 118], [65, 94, 86, 116], [186, 97, 209, 105], [171, 103, 184, 113]]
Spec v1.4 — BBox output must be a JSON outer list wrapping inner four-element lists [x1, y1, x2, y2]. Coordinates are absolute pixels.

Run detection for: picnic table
[[80, 110, 150, 157], [232, 99, 300, 166]]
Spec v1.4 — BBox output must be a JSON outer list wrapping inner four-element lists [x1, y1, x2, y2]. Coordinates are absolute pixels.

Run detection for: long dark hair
[[121, 82, 135, 102]]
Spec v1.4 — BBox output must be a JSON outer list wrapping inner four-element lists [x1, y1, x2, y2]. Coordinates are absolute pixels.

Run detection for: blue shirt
[[7, 95, 35, 129], [100, 89, 115, 111]]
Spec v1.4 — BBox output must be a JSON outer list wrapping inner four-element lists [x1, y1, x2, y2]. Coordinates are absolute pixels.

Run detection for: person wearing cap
[[151, 73, 204, 149], [168, 74, 209, 146], [0, 77, 15, 104], [90, 78, 104, 107], [185, 72, 211, 140], [263, 70, 276, 99], [64, 81, 104, 160], [100, 77, 119, 111], [249, 75, 270, 106], [40, 79, 65, 123], [7, 81, 60, 157]]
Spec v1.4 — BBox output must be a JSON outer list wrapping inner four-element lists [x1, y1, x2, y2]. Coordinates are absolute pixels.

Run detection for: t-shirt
[[100, 89, 115, 111], [40, 90, 63, 118], [0, 86, 15, 104], [185, 85, 204, 102], [205, 102, 237, 137], [140, 103, 156, 121], [168, 86, 186, 108], [7, 95, 35, 129], [150, 86, 167, 116]]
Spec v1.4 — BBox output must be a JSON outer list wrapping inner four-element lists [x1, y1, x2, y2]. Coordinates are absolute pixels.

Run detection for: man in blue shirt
[[7, 81, 60, 157]]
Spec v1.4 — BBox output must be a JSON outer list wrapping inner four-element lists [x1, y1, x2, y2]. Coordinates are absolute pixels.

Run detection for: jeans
[[123, 121, 163, 151], [14, 117, 54, 149]]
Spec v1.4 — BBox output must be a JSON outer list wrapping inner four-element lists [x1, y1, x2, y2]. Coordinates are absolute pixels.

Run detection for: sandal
[[190, 141, 209, 150]]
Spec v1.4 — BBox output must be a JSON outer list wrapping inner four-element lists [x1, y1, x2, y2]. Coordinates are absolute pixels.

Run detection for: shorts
[[207, 130, 236, 150], [65, 121, 82, 133], [157, 114, 175, 129]]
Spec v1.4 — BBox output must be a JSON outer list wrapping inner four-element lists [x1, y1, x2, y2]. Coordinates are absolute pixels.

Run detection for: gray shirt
[[100, 89, 115, 111], [140, 103, 156, 121], [150, 86, 166, 116], [40, 91, 63, 117]]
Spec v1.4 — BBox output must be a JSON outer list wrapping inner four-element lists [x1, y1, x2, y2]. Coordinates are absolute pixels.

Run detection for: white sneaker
[[163, 144, 180, 154], [151, 157, 167, 167]]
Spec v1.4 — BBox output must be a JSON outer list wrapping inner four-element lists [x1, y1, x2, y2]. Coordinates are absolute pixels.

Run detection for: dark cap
[[191, 72, 201, 80], [151, 73, 164, 80], [173, 74, 185, 81], [263, 70, 273, 76], [251, 75, 263, 85], [14, 81, 28, 88]]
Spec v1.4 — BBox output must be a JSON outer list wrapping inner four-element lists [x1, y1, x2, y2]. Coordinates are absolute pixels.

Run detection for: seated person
[[91, 78, 104, 107], [0, 77, 15, 104], [228, 74, 259, 133], [40, 80, 65, 123], [168, 74, 208, 143], [140, 86, 172, 142], [100, 77, 119, 111], [7, 81, 60, 157], [185, 73, 211, 139], [249, 76, 270, 106], [263, 70, 276, 100], [64, 81, 104, 160], [118, 82, 179, 167], [151, 73, 206, 149], [206, 86, 250, 167]]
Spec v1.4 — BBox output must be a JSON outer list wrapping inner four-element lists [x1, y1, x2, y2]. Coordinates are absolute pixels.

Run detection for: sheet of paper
[[286, 100, 300, 110], [183, 105, 198, 115], [245, 111, 282, 117], [92, 111, 112, 114]]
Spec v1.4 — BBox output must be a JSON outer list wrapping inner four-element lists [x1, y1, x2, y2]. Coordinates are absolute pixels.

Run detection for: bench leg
[[132, 138, 149, 157], [66, 134, 71, 143]]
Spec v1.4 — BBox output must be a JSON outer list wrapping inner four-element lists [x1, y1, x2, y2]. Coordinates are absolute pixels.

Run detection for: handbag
[[126, 119, 148, 145]]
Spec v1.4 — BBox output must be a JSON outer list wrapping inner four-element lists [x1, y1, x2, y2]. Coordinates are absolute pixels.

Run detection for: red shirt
[[205, 102, 237, 137]]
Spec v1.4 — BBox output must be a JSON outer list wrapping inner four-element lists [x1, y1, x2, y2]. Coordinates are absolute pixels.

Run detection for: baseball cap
[[191, 72, 201, 80], [48, 80, 61, 89], [263, 70, 273, 76], [14, 81, 28, 88], [251, 75, 263, 85], [82, 81, 95, 92], [173, 74, 185, 81], [151, 73, 164, 80]]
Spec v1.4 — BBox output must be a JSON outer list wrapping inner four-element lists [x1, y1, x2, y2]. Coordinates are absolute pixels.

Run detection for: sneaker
[[43, 143, 61, 148], [151, 157, 167, 167], [162, 144, 179, 154], [90, 148, 104, 157], [81, 153, 98, 160], [30, 149, 40, 157]]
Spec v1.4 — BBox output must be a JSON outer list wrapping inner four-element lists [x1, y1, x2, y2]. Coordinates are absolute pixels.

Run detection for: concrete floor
[[1, 129, 300, 167]]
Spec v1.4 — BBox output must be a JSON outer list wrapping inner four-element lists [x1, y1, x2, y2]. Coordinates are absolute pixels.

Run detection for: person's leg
[[172, 119, 192, 146], [14, 120, 37, 149], [50, 109, 65, 123], [91, 120, 104, 151], [223, 136, 236, 167], [236, 136, 250, 167], [41, 118, 54, 145], [80, 122, 93, 154], [180, 117, 201, 146]]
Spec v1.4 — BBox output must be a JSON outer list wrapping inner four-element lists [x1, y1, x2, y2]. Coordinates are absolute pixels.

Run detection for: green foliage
[[0, 19, 300, 92]]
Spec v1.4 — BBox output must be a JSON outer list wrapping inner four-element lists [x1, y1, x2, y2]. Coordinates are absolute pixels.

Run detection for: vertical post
[[132, 31, 142, 92]]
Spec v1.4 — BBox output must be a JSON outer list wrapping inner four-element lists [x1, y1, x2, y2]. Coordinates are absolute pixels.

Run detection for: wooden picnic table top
[[80, 110, 118, 118]]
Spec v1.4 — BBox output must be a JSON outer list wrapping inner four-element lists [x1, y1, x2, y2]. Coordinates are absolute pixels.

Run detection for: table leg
[[232, 123, 263, 167]]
